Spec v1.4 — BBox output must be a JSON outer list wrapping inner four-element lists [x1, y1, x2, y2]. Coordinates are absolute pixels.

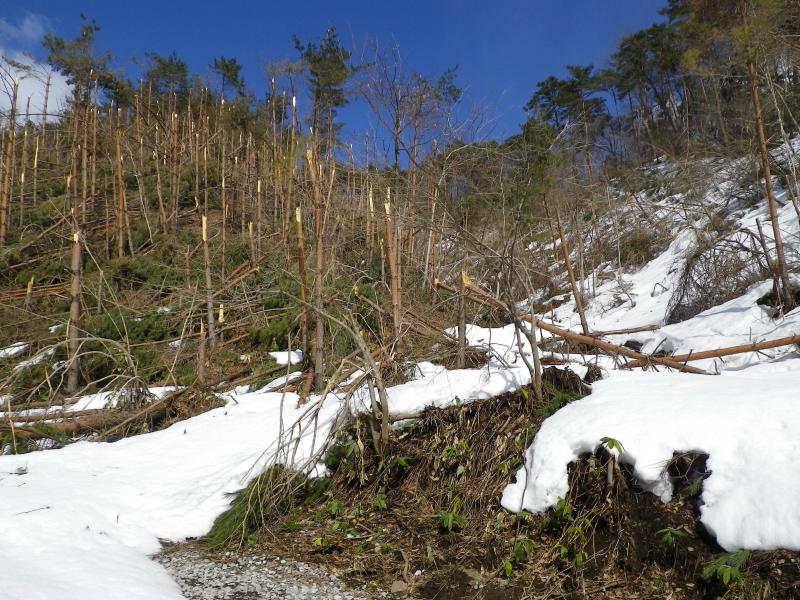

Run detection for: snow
[[498, 149, 800, 552], [501, 367, 800, 551], [626, 279, 800, 373], [543, 160, 800, 369], [12, 347, 54, 371], [0, 342, 28, 359], [0, 389, 339, 600], [269, 350, 304, 365], [0, 341, 545, 599], [2, 148, 800, 596]]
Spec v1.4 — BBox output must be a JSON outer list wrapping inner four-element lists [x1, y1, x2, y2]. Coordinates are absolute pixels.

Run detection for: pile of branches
[[667, 231, 769, 324]]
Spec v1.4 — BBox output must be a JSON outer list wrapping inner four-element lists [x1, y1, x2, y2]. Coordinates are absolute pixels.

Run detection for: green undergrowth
[[207, 465, 330, 549]]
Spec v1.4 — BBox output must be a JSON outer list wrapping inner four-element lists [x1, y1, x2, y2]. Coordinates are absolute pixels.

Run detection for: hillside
[[1, 2, 800, 599]]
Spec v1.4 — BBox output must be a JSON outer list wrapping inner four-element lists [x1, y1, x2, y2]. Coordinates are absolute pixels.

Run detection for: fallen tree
[[624, 334, 800, 368], [435, 278, 708, 375]]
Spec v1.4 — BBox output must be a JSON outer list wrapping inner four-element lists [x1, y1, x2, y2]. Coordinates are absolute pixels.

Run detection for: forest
[[1, 1, 800, 599]]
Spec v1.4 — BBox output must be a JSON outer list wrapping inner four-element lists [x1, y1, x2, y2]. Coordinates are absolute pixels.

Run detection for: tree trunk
[[295, 206, 310, 360], [170, 106, 180, 234], [746, 58, 794, 311], [66, 211, 83, 395], [384, 189, 402, 340], [201, 215, 217, 349], [0, 77, 18, 244], [114, 109, 127, 259], [555, 207, 590, 335]]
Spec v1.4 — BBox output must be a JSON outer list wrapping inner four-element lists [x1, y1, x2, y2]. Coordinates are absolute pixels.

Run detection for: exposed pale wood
[[435, 278, 707, 375], [625, 334, 800, 369]]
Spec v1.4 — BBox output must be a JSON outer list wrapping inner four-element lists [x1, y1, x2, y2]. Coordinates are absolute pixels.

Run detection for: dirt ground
[[208, 369, 800, 600]]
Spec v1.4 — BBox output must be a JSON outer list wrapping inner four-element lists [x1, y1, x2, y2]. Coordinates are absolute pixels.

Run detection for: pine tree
[[294, 27, 353, 150]]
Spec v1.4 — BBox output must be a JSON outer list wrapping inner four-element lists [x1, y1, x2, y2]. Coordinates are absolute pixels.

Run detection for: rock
[[389, 580, 408, 594], [155, 547, 382, 599]]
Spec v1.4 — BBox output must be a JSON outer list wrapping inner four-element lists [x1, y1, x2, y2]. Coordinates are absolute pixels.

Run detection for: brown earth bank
[[197, 367, 800, 599]]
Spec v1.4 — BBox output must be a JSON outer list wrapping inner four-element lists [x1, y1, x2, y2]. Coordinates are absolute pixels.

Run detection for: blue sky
[[2, 1, 666, 149]]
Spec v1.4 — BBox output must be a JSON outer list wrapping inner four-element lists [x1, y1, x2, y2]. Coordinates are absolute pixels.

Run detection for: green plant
[[657, 527, 688, 545], [281, 519, 301, 533], [504, 537, 536, 577], [553, 516, 593, 569], [443, 440, 470, 462], [438, 495, 465, 533], [329, 520, 346, 532], [374, 495, 388, 511], [539, 497, 573, 534], [207, 466, 322, 549], [438, 510, 465, 533], [600, 436, 625, 455], [312, 535, 331, 549], [380, 542, 393, 555], [498, 460, 518, 476], [378, 455, 412, 474], [534, 391, 580, 419], [326, 498, 343, 517], [554, 543, 589, 568], [703, 551, 750, 586]]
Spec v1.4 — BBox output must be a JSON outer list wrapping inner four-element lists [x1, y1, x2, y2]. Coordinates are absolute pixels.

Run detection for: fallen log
[[624, 334, 800, 369], [591, 324, 661, 336], [1, 411, 135, 440], [9, 408, 106, 424], [0, 282, 68, 302], [435, 278, 706, 375]]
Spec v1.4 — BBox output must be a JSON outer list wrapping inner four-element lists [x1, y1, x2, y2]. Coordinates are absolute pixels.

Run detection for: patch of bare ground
[[214, 368, 799, 599]]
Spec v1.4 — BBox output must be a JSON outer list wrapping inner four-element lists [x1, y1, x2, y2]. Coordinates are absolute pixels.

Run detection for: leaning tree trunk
[[555, 206, 590, 335], [747, 57, 794, 312]]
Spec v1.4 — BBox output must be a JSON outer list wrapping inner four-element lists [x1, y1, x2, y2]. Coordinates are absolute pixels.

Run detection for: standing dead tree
[[746, 57, 795, 312]]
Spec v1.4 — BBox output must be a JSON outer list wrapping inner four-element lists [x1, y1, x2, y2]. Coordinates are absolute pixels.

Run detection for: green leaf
[[600, 436, 625, 455]]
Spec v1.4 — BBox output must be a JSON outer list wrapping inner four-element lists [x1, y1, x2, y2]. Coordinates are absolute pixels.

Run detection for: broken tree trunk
[[201, 215, 217, 348], [384, 189, 402, 341], [747, 57, 794, 312], [295, 206, 310, 360], [624, 334, 800, 369], [66, 210, 83, 395], [435, 278, 706, 375], [555, 206, 590, 335]]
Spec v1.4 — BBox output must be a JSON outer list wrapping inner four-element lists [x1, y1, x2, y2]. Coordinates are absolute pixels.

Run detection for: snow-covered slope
[[0, 350, 553, 599], [499, 148, 800, 550], [0, 390, 334, 600], [2, 147, 800, 597], [501, 367, 800, 551]]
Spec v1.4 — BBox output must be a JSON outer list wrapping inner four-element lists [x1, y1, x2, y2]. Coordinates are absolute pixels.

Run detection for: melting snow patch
[[13, 348, 55, 371], [0, 342, 28, 359], [502, 368, 800, 551], [269, 350, 304, 365]]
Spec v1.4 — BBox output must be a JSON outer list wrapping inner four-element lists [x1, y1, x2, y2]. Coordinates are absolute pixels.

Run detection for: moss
[[207, 465, 327, 549]]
